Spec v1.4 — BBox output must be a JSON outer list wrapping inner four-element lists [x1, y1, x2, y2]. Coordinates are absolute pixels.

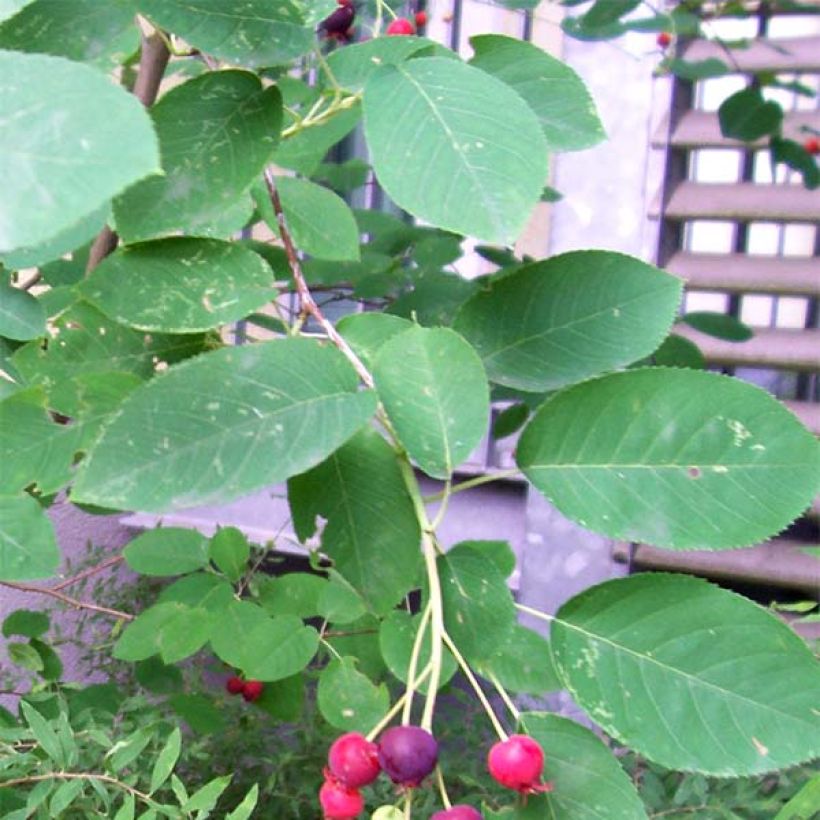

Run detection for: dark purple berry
[[377, 725, 438, 787], [318, 4, 355, 38]]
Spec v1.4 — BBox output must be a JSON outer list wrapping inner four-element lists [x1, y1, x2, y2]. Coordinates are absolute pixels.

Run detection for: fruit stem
[[366, 664, 433, 742], [489, 672, 520, 722], [403, 789, 413, 819], [428, 480, 451, 532], [402, 602, 433, 725], [312, 44, 343, 100], [434, 766, 452, 810], [420, 533, 445, 732], [442, 630, 508, 742]]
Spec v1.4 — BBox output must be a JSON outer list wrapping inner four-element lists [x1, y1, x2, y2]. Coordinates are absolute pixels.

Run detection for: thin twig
[[51, 555, 125, 591], [0, 580, 133, 622], [0, 772, 152, 806], [262, 168, 374, 388]]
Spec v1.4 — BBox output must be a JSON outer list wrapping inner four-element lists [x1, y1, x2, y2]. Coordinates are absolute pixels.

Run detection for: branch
[[86, 30, 171, 273], [0, 580, 133, 622], [262, 168, 375, 388], [50, 555, 125, 592], [0, 772, 152, 806]]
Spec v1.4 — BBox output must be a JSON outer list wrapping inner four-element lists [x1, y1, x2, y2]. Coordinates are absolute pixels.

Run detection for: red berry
[[804, 137, 820, 155], [241, 680, 264, 702], [377, 725, 438, 787], [431, 806, 483, 819], [225, 676, 245, 695], [386, 18, 415, 36], [319, 778, 363, 819], [415, 10, 428, 27], [337, 0, 353, 5], [487, 734, 550, 794], [657, 31, 672, 48], [328, 733, 381, 788]]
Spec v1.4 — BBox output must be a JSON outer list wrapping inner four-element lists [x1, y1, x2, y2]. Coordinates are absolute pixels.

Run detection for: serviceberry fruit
[[431, 805, 483, 819], [319, 777, 364, 819], [377, 725, 438, 786], [487, 734, 551, 794], [804, 136, 819, 155], [328, 732, 381, 788], [241, 680, 264, 702], [415, 10, 428, 27], [319, 3, 355, 38], [225, 675, 245, 695], [657, 31, 672, 48], [387, 18, 415, 36]]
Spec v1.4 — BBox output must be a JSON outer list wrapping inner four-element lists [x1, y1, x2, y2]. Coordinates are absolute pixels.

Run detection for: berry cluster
[[224, 675, 263, 703], [387, 11, 428, 36], [319, 727, 550, 818]]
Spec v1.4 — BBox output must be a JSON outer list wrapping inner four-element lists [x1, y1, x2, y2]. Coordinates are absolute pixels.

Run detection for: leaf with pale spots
[[317, 657, 389, 733], [71, 338, 377, 513], [552, 574, 820, 775], [517, 368, 820, 549]]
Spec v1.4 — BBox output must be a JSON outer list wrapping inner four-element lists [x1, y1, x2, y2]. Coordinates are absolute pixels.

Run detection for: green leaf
[[135, 657, 183, 695], [0, 50, 159, 254], [665, 57, 728, 80], [652, 334, 705, 369], [318, 576, 367, 624], [124, 527, 210, 576], [182, 775, 232, 814], [378, 610, 457, 692], [21, 701, 64, 765], [72, 338, 377, 513], [551, 574, 820, 775], [113, 794, 135, 820], [363, 57, 548, 244], [288, 427, 422, 615], [80, 238, 276, 333], [719, 87, 783, 142], [209, 600, 319, 681], [208, 526, 249, 583], [3, 608, 49, 638], [492, 403, 529, 440], [0, 0, 137, 69], [453, 251, 682, 392], [255, 176, 360, 261], [226, 784, 259, 820], [476, 625, 562, 694], [680, 311, 753, 342], [0, 0, 33, 22], [0, 282, 45, 341], [150, 727, 181, 795], [113, 71, 281, 243], [30, 639, 62, 680], [520, 712, 648, 819], [317, 657, 390, 733], [374, 326, 489, 478], [113, 602, 212, 664], [49, 779, 83, 816], [313, 159, 370, 193], [770, 136, 820, 191], [140, 0, 313, 67], [9, 641, 43, 671], [167, 693, 225, 734], [456, 539, 517, 579], [774, 774, 820, 820], [253, 674, 303, 722], [387, 271, 479, 327], [470, 35, 605, 152], [106, 727, 153, 772], [337, 313, 414, 371], [517, 368, 820, 549], [0, 494, 59, 581], [157, 572, 235, 609], [438, 542, 516, 663], [257, 573, 327, 619]]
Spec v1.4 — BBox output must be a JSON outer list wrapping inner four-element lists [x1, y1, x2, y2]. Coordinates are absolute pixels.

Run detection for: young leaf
[[0, 494, 60, 582], [551, 574, 820, 775], [2, 608, 50, 638], [113, 793, 135, 820], [317, 657, 390, 733], [8, 642, 43, 672], [124, 527, 210, 577], [21, 701, 64, 766], [226, 784, 259, 820], [373, 326, 489, 479], [453, 251, 682, 392], [288, 427, 422, 615], [0, 50, 159, 254], [150, 727, 181, 795], [72, 338, 377, 513], [517, 368, 820, 549], [208, 527, 250, 583], [181, 774, 232, 814], [363, 57, 548, 244]]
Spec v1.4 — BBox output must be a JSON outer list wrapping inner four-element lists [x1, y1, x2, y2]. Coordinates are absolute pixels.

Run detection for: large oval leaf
[[288, 427, 421, 615], [551, 574, 820, 775], [139, 0, 313, 68], [124, 527, 210, 576], [0, 493, 59, 582], [453, 251, 682, 392], [374, 326, 489, 479], [363, 57, 548, 244], [0, 282, 45, 341], [317, 657, 389, 733], [113, 71, 281, 243], [0, 50, 159, 254], [518, 368, 819, 548], [71, 338, 377, 512], [469, 34, 605, 152], [81, 238, 275, 332]]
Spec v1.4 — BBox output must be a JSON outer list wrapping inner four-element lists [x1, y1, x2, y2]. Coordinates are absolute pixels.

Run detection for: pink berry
[[805, 137, 819, 155], [386, 18, 415, 36], [431, 806, 483, 819], [319, 778, 363, 819], [328, 733, 381, 788], [241, 680, 264, 702], [415, 11, 428, 27], [487, 734, 549, 794], [377, 725, 438, 787], [225, 676, 244, 695]]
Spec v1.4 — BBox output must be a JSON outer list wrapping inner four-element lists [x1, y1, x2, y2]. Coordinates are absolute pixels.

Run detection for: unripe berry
[[487, 734, 548, 793], [328, 733, 381, 788], [241, 680, 264, 702], [225, 676, 244, 695], [377, 725, 438, 787], [386, 18, 415, 36], [319, 778, 364, 819], [415, 11, 428, 27], [657, 31, 672, 48], [804, 136, 819, 155], [431, 806, 483, 819]]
